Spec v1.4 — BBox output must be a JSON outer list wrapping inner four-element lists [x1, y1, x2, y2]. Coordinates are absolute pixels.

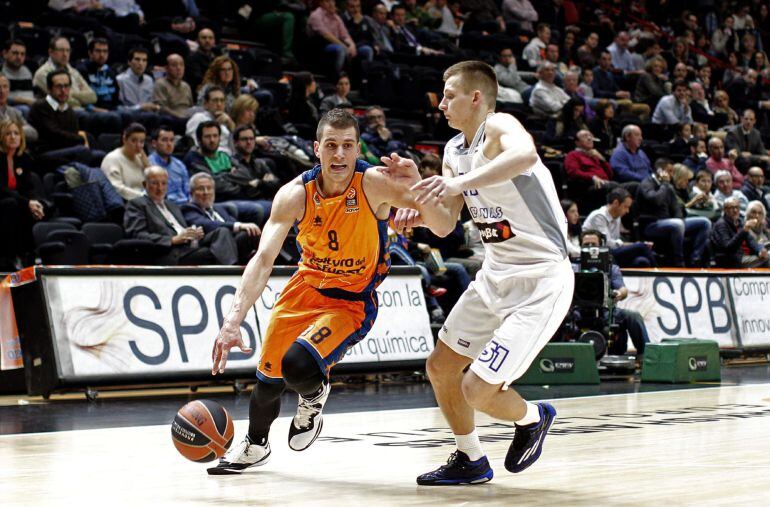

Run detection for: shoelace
[[295, 397, 322, 429], [225, 438, 251, 462], [435, 451, 461, 473]]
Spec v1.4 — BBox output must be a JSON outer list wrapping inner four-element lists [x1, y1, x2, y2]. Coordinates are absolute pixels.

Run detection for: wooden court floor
[[1, 383, 769, 506]]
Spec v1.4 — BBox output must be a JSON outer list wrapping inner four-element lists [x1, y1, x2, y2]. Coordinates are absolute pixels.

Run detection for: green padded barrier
[[641, 338, 721, 383], [515, 343, 600, 385]]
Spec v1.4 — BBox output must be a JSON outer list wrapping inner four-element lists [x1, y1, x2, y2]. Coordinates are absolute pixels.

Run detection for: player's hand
[[211, 321, 253, 375], [411, 175, 462, 204], [393, 207, 423, 232], [378, 153, 421, 187]]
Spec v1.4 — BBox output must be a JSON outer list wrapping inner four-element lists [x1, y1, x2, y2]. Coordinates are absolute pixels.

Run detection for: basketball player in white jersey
[[381, 60, 574, 485]]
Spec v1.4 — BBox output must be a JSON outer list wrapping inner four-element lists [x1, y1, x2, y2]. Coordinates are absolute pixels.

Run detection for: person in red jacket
[[565, 129, 635, 212]]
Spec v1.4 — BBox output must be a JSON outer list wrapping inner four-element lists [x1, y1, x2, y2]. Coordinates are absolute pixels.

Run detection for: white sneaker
[[207, 436, 271, 475], [288, 382, 331, 451]]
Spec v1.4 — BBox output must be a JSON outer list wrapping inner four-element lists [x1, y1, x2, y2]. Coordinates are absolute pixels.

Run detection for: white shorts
[[438, 258, 574, 387]]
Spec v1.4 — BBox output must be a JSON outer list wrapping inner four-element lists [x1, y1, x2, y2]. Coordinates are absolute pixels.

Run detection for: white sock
[[516, 401, 541, 426], [455, 430, 484, 461]]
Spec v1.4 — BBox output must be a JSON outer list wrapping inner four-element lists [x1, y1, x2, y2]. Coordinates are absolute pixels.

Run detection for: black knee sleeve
[[248, 377, 285, 443], [281, 342, 325, 397]]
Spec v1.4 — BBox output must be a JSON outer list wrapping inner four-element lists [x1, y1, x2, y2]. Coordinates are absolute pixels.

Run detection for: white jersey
[[443, 115, 568, 277]]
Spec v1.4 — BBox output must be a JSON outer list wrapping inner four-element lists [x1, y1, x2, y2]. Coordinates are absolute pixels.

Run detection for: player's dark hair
[[316, 108, 360, 142]]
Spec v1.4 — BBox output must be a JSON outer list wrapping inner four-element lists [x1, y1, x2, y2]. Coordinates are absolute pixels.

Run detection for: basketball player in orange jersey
[[382, 61, 574, 485], [208, 109, 448, 474]]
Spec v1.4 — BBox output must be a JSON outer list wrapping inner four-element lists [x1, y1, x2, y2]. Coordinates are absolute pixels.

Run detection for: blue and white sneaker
[[416, 451, 494, 485], [505, 402, 557, 473]]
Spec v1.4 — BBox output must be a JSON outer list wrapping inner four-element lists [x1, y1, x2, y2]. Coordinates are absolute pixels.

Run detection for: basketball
[[171, 399, 234, 462]]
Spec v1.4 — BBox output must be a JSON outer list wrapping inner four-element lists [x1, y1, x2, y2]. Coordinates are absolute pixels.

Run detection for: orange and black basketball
[[171, 399, 234, 462]]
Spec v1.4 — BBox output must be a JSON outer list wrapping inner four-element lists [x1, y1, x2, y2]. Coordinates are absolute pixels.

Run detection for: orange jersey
[[295, 162, 390, 294]]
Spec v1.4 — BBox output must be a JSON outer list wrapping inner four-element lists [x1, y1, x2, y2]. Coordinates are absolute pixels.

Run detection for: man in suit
[[369, 3, 395, 55], [724, 109, 769, 172], [181, 172, 261, 264], [124, 165, 237, 265], [390, 4, 442, 56]]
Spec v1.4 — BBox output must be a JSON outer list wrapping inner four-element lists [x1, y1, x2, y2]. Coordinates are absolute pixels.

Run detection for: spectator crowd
[[2, 0, 770, 288]]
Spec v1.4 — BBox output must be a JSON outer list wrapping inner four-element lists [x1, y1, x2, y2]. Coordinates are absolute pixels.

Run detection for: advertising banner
[[727, 276, 770, 348], [1, 268, 37, 370], [617, 274, 737, 348], [0, 275, 22, 370], [41, 271, 433, 379]]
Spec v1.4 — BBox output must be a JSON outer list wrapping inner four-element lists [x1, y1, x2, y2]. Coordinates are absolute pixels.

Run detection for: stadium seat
[[96, 133, 123, 152], [109, 239, 170, 265], [11, 24, 51, 61], [32, 222, 77, 247], [55, 26, 88, 62], [37, 229, 91, 265], [82, 223, 124, 264]]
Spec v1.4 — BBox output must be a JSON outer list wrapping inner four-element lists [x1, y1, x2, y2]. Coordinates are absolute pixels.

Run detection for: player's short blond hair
[[443, 60, 497, 106]]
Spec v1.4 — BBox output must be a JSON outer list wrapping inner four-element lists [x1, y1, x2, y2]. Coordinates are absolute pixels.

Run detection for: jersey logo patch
[[474, 219, 515, 243], [345, 187, 359, 213]]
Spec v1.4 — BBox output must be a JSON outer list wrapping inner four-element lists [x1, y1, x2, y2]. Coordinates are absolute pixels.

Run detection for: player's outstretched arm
[[412, 113, 538, 203], [372, 154, 462, 236], [211, 179, 305, 375]]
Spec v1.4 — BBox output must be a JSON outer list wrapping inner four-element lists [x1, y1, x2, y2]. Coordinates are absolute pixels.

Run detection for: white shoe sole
[[207, 449, 271, 475], [288, 417, 324, 451]]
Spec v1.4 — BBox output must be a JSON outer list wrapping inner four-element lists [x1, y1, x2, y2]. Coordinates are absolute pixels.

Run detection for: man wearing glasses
[[33, 36, 121, 134], [33, 37, 95, 108], [28, 69, 105, 168], [185, 86, 234, 155]]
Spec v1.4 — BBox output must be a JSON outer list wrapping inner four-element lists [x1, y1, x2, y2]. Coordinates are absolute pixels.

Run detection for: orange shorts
[[256, 274, 378, 383]]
